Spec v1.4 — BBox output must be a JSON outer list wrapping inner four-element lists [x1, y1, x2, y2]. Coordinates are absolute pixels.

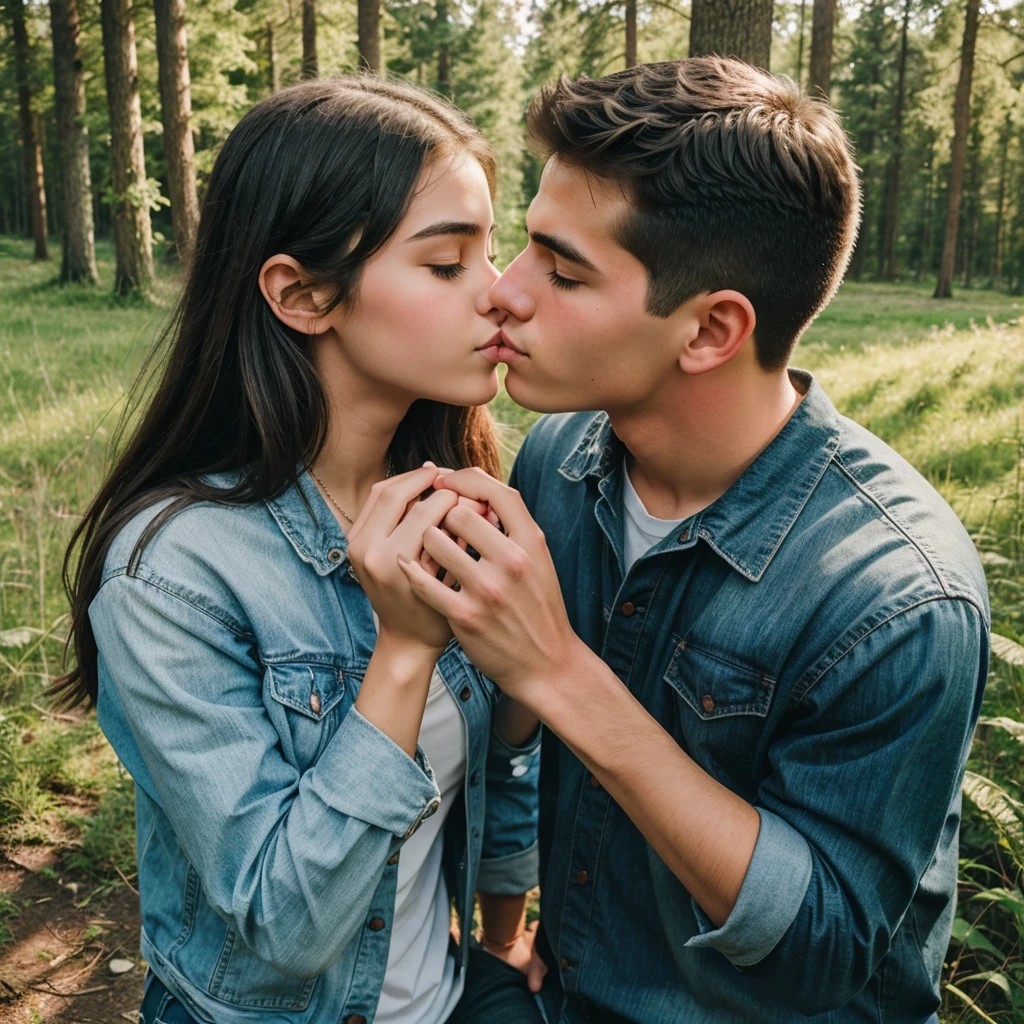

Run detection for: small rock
[[109, 958, 135, 975]]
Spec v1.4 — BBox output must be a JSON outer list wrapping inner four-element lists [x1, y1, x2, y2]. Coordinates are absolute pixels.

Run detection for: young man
[[400, 58, 989, 1023]]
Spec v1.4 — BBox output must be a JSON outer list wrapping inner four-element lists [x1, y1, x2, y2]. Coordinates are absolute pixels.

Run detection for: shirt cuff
[[684, 807, 812, 967], [311, 707, 441, 839], [477, 841, 540, 895]]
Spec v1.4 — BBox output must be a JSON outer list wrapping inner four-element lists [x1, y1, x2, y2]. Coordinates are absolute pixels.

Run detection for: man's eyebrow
[[406, 220, 483, 241], [530, 231, 598, 272]]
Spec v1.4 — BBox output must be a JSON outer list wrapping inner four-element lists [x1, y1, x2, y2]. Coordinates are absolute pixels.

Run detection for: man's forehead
[[528, 157, 629, 258], [536, 156, 627, 212]]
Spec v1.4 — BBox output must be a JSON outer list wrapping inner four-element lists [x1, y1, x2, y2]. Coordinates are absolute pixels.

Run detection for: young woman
[[55, 78, 544, 1024]]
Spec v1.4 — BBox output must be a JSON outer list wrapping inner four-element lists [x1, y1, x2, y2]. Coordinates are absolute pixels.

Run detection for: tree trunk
[[357, 0, 380, 72], [688, 0, 773, 70], [49, 0, 98, 283], [625, 0, 637, 67], [9, 0, 48, 260], [808, 0, 834, 98], [436, 0, 450, 97], [101, 0, 155, 296], [882, 0, 910, 280], [267, 21, 280, 92], [796, 0, 807, 88], [993, 113, 1011, 282], [154, 0, 199, 267], [934, 0, 980, 299], [301, 0, 317, 79]]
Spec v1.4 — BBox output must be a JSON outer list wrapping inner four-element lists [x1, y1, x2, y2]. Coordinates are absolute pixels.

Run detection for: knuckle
[[505, 551, 529, 579]]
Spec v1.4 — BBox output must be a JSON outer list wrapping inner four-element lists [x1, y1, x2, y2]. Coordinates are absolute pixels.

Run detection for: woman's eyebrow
[[406, 220, 483, 241]]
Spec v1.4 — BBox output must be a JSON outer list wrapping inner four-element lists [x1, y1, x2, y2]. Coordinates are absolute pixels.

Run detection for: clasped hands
[[345, 462, 582, 715]]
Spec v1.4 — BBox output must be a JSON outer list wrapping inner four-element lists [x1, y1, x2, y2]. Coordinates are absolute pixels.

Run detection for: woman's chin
[[412, 368, 500, 408]]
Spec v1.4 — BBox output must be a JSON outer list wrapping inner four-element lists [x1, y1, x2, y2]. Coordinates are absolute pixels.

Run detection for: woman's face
[[329, 153, 504, 409]]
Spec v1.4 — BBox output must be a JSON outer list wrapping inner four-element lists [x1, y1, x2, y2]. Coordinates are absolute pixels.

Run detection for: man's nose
[[489, 252, 535, 323]]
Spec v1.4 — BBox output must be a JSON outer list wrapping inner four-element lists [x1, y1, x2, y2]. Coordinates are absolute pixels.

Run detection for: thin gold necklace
[[308, 457, 395, 525]]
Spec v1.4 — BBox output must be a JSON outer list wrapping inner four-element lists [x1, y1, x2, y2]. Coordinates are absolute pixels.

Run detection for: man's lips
[[477, 329, 526, 364]]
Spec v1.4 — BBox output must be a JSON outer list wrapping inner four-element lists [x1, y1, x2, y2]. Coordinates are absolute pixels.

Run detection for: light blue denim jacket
[[90, 470, 540, 1024]]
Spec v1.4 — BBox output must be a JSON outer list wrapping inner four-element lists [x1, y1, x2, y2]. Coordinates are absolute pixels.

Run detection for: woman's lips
[[477, 330, 526, 364]]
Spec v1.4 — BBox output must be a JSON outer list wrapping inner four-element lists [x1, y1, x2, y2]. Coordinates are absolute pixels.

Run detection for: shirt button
[[459, 686, 472, 701], [577, 870, 588, 885], [309, 691, 322, 714], [620, 601, 636, 617], [346, 1017, 366, 1024], [702, 694, 715, 713], [327, 547, 343, 563], [367, 917, 386, 932], [560, 957, 572, 970], [387, 853, 399, 866], [679, 529, 690, 542], [589, 773, 601, 789]]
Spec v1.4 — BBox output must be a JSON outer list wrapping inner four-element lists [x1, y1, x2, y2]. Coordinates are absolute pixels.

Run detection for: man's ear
[[258, 254, 334, 335], [677, 290, 757, 375]]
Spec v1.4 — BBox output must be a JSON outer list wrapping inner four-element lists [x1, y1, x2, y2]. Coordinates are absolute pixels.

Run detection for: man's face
[[488, 157, 698, 414]]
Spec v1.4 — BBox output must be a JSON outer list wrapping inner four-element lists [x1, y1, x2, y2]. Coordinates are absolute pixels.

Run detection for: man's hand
[[480, 920, 548, 993], [396, 468, 586, 711]]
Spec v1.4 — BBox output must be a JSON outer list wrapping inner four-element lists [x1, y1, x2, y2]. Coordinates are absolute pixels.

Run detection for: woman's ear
[[259, 254, 333, 335], [677, 290, 757, 375]]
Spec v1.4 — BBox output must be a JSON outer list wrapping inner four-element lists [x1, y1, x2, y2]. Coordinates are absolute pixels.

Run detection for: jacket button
[[309, 691, 322, 714], [560, 957, 572, 970], [702, 694, 715, 713], [577, 870, 588, 885], [327, 547, 343, 563], [346, 1017, 366, 1024], [368, 917, 386, 932], [387, 853, 399, 866], [620, 601, 635, 617], [589, 773, 601, 789], [459, 686, 472, 701], [679, 529, 689, 542]]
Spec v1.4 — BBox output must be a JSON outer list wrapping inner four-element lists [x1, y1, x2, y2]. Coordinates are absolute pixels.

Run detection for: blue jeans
[[140, 949, 545, 1024]]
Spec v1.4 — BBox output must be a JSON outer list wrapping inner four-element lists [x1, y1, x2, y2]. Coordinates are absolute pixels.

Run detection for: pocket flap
[[663, 640, 775, 720], [267, 662, 346, 721]]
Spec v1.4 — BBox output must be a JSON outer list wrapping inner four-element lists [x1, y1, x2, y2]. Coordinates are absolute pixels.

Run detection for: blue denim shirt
[[90, 470, 540, 1024], [511, 371, 989, 1024]]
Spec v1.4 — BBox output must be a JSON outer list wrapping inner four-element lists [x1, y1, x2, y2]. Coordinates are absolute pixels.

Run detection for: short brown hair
[[527, 57, 861, 371]]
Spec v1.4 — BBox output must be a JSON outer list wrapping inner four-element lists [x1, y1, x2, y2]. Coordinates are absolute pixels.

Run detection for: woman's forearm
[[354, 631, 439, 757]]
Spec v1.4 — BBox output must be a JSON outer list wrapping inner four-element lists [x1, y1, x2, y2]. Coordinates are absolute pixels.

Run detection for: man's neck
[[610, 366, 804, 522]]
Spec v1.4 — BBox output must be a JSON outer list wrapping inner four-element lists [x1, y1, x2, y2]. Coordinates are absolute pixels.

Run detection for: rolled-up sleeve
[[476, 695, 541, 895], [91, 570, 441, 978], [684, 597, 986, 1015]]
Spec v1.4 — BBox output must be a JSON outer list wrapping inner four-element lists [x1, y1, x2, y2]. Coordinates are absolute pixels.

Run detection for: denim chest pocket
[[265, 661, 355, 771], [662, 638, 776, 769]]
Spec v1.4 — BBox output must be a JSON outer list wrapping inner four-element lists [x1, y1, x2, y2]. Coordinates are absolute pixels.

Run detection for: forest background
[[3, 0, 1024, 1021]]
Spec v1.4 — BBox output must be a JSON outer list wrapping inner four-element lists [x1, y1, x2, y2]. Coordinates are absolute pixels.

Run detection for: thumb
[[527, 947, 548, 994]]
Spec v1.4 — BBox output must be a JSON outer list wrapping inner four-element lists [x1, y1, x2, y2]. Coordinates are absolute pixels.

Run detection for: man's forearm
[[477, 891, 528, 946], [532, 641, 761, 927]]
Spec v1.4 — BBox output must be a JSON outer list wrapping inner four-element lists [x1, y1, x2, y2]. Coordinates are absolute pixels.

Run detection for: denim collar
[[558, 370, 842, 582], [264, 467, 350, 576]]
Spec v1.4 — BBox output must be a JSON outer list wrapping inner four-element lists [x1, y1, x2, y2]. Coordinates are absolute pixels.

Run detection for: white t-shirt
[[373, 656, 468, 1024], [621, 463, 687, 575]]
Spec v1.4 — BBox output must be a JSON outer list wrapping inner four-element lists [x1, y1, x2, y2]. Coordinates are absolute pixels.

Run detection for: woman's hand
[[346, 465, 461, 655]]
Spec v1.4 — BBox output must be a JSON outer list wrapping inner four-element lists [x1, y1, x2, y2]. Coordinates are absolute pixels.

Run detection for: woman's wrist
[[373, 628, 446, 673]]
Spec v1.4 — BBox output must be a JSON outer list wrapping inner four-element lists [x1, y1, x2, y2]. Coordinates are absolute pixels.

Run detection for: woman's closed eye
[[429, 263, 467, 280]]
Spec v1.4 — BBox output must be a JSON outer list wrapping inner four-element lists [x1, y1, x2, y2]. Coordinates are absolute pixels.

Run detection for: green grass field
[[0, 236, 1022, 1020]]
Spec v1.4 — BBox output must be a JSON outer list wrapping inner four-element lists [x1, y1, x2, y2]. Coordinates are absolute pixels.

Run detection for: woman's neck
[[309, 336, 413, 523]]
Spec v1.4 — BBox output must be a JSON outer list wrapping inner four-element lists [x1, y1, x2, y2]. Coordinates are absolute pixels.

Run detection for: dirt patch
[[0, 850, 144, 1023]]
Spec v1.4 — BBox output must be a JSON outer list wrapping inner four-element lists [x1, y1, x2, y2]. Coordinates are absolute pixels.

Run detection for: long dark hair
[[53, 77, 502, 709]]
